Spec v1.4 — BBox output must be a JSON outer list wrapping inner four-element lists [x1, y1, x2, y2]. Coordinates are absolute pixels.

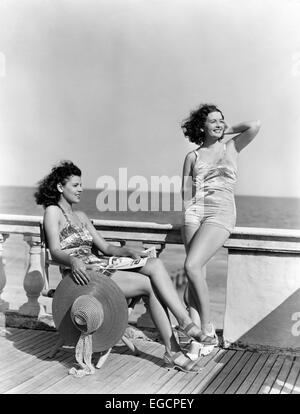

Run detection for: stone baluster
[[19, 235, 46, 317], [0, 233, 10, 312]]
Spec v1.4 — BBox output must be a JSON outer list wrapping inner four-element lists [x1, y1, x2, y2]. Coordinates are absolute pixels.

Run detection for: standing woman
[[181, 104, 261, 358]]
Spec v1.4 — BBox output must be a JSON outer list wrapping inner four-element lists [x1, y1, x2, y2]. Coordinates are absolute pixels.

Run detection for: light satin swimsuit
[[184, 144, 237, 234]]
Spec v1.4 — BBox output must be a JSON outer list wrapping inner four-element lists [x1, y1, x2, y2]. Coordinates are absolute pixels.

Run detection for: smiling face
[[204, 111, 225, 141], [59, 175, 83, 204]]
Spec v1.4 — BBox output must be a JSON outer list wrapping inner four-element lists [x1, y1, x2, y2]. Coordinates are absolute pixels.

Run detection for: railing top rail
[[0, 214, 300, 244]]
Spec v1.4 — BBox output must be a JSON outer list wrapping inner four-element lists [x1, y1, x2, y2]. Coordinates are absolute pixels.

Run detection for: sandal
[[163, 351, 200, 373], [177, 322, 218, 346], [186, 340, 215, 360]]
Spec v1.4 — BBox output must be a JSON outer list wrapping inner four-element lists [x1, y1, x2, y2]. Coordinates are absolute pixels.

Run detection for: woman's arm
[[181, 151, 195, 204], [78, 212, 147, 259], [44, 206, 90, 285], [223, 120, 261, 152]]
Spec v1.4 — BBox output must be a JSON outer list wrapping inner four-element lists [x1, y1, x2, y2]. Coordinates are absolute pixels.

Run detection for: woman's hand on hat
[[70, 257, 90, 285]]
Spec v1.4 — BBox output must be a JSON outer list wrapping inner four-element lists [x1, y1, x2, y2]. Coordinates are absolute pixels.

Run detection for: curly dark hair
[[181, 103, 224, 146], [34, 160, 81, 208]]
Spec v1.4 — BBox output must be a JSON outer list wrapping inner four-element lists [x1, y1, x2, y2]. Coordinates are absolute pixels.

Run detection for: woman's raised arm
[[223, 120, 261, 152]]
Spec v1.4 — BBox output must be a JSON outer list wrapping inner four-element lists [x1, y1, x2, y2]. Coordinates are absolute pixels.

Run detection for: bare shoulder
[[184, 150, 197, 164], [44, 205, 60, 219], [186, 150, 197, 159]]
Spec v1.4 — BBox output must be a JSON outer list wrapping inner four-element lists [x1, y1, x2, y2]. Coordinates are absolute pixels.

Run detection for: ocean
[[0, 186, 300, 229]]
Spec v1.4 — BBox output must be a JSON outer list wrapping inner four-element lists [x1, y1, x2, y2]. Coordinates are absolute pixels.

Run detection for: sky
[[0, 0, 300, 197]]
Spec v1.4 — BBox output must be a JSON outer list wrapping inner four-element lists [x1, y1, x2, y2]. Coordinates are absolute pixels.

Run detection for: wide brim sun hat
[[52, 271, 128, 353]]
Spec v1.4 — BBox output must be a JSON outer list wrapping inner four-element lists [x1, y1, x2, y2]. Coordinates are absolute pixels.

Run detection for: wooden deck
[[0, 327, 299, 394]]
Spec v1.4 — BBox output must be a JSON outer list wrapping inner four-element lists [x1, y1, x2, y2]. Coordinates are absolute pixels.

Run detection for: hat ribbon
[[68, 332, 95, 377]]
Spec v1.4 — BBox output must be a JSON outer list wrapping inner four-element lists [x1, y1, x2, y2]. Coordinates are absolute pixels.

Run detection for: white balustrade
[[1, 214, 300, 353], [18, 235, 46, 317], [0, 233, 9, 311]]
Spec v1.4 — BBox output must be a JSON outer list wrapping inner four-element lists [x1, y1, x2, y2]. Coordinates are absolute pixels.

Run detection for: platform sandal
[[163, 351, 201, 373], [177, 322, 218, 346], [186, 324, 219, 359]]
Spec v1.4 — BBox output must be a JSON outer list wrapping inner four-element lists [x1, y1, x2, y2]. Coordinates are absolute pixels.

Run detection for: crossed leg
[[111, 269, 181, 353], [111, 269, 199, 370]]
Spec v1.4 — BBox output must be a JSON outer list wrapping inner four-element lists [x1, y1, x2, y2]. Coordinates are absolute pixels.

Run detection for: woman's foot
[[202, 323, 219, 346], [163, 350, 201, 373], [186, 340, 215, 360], [177, 321, 218, 346]]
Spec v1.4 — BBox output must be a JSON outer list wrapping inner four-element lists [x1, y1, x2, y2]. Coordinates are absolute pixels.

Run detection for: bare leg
[[184, 224, 230, 332], [111, 270, 179, 352], [111, 270, 200, 370], [183, 224, 204, 328], [137, 258, 194, 330]]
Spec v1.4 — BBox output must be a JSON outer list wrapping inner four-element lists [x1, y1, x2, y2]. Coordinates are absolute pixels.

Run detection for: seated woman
[[34, 160, 208, 372]]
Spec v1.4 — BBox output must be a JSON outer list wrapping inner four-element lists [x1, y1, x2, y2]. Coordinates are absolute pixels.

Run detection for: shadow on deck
[[0, 327, 299, 394]]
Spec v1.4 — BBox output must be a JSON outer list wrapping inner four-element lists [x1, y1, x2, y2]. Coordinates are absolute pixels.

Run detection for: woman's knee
[[112, 272, 152, 298], [143, 257, 166, 276], [184, 258, 204, 282], [137, 274, 153, 296]]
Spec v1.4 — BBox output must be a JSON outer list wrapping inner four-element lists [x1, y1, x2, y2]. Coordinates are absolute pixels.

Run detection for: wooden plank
[[291, 357, 300, 394], [111, 342, 168, 394], [4, 353, 74, 394], [258, 355, 286, 394], [0, 327, 37, 341], [155, 348, 220, 395], [225, 352, 261, 394], [0, 329, 45, 352], [1, 329, 298, 394], [145, 343, 218, 395], [41, 345, 131, 394], [1, 330, 54, 355], [75, 353, 147, 394], [280, 357, 300, 394], [235, 352, 269, 394], [42, 342, 157, 394], [84, 342, 162, 394], [0, 333, 59, 374], [213, 351, 253, 394], [155, 370, 193, 395], [0, 339, 61, 391], [174, 349, 226, 395], [0, 349, 71, 393], [0, 334, 59, 377], [202, 350, 246, 394], [136, 340, 182, 392], [178, 349, 230, 394], [142, 353, 187, 394], [246, 353, 277, 394], [269, 356, 295, 394], [42, 349, 132, 394]]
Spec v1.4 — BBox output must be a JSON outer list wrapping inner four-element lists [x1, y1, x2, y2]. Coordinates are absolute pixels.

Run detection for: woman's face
[[204, 111, 225, 141], [59, 175, 83, 204]]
